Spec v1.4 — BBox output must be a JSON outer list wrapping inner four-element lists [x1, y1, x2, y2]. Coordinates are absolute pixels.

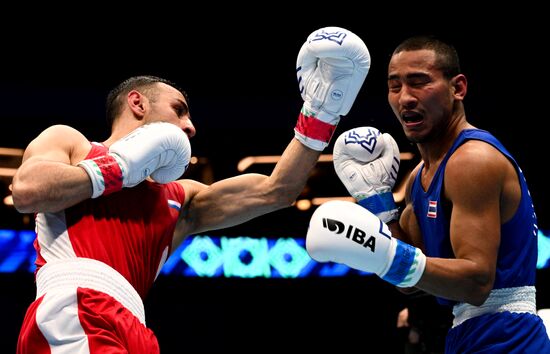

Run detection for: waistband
[[452, 286, 536, 328], [36, 258, 145, 325]]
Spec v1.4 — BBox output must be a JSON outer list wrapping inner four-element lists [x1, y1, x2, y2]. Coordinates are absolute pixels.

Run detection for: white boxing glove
[[78, 122, 191, 198], [295, 26, 371, 151], [306, 200, 426, 287], [333, 127, 400, 223]]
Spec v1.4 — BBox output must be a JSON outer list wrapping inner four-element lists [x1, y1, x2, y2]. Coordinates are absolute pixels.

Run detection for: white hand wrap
[[306, 200, 426, 287], [79, 122, 191, 198], [295, 27, 371, 151], [333, 127, 400, 223]]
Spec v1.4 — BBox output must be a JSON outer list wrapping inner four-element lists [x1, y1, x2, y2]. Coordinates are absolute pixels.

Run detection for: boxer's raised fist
[[294, 27, 371, 151], [79, 122, 191, 198]]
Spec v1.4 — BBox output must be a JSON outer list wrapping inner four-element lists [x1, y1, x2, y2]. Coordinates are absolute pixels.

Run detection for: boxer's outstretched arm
[[176, 26, 371, 240], [177, 138, 319, 236], [12, 125, 93, 213]]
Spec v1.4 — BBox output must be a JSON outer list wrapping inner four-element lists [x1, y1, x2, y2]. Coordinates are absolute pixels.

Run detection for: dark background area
[[1, 8, 548, 353]]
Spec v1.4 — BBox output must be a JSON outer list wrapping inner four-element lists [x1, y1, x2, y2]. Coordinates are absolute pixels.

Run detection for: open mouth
[[402, 111, 423, 125]]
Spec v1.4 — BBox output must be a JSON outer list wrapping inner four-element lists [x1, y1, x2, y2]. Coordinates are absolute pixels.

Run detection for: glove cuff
[[294, 105, 338, 151], [380, 239, 426, 287], [78, 155, 124, 198], [357, 192, 398, 223]]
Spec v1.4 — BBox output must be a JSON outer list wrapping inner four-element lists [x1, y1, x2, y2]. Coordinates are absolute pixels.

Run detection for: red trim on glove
[[295, 111, 337, 143], [94, 155, 123, 195]]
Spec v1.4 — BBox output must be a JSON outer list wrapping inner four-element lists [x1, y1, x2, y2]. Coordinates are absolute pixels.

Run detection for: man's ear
[[127, 90, 146, 120], [451, 74, 467, 101]]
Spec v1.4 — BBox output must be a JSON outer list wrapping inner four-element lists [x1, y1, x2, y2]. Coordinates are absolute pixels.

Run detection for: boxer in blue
[[307, 35, 550, 353]]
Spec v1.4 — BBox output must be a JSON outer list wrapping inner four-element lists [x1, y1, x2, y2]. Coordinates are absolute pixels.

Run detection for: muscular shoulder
[[23, 125, 91, 164], [445, 140, 508, 200], [30, 125, 88, 146], [447, 140, 508, 179]]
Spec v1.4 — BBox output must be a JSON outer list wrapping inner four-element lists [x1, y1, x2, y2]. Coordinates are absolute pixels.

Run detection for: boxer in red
[[13, 26, 371, 353]]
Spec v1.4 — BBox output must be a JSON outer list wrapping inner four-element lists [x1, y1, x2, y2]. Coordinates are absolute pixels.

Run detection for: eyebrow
[[387, 72, 430, 81], [176, 98, 189, 110]]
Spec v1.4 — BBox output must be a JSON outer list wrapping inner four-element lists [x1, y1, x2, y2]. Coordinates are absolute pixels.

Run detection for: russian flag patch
[[427, 200, 437, 218], [168, 199, 181, 211]]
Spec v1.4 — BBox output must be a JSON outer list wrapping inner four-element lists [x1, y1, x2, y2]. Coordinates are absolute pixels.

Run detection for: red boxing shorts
[[17, 258, 159, 354]]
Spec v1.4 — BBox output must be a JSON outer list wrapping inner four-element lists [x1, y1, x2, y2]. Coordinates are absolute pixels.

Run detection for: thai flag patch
[[427, 200, 437, 218], [167, 199, 181, 211]]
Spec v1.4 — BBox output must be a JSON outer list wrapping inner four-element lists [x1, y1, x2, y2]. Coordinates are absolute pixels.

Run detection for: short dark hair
[[105, 75, 188, 128], [393, 36, 461, 79]]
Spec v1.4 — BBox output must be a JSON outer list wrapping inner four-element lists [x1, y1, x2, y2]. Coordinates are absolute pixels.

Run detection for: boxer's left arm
[[12, 125, 94, 213], [175, 26, 370, 240], [174, 138, 319, 239]]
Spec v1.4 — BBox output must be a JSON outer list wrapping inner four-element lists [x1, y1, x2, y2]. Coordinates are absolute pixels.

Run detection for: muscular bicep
[[21, 125, 87, 165], [12, 125, 92, 213], [172, 138, 320, 248], [397, 203, 425, 249], [445, 143, 504, 284]]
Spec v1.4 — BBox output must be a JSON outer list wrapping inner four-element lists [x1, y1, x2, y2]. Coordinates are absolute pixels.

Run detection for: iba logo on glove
[[322, 218, 376, 252]]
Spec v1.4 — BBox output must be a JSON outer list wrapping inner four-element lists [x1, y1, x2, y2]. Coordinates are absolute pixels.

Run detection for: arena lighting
[[2, 230, 550, 276], [237, 152, 415, 172], [0, 168, 17, 177], [294, 177, 406, 211], [1, 149, 22, 208], [310, 196, 356, 205], [307, 177, 407, 206], [237, 154, 334, 172], [3, 195, 13, 206], [0, 230, 365, 277], [0, 147, 23, 156], [295, 199, 312, 211], [0, 148, 23, 177], [296, 197, 355, 211]]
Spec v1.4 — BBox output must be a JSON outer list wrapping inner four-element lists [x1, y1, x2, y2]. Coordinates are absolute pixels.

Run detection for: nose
[[398, 85, 417, 109], [182, 118, 196, 138]]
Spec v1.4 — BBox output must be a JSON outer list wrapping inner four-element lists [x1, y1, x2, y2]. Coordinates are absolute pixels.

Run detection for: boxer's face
[[144, 83, 196, 139], [387, 49, 455, 143]]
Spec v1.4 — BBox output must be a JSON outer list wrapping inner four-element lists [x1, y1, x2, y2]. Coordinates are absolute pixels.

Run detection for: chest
[[420, 162, 440, 193]]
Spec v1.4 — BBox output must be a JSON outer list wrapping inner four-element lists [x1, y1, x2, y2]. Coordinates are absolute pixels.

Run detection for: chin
[[404, 130, 421, 144]]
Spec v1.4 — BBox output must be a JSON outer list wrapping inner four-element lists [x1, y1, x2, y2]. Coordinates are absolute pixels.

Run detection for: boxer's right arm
[[13, 122, 192, 213], [295, 27, 371, 151], [176, 27, 371, 238], [12, 125, 95, 213], [78, 122, 191, 198]]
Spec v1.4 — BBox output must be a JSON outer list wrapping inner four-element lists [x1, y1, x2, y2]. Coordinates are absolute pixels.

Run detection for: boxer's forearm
[[183, 139, 320, 233], [269, 138, 321, 196]]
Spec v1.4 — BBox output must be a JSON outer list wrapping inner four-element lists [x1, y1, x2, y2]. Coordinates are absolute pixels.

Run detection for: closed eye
[[175, 101, 189, 117]]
